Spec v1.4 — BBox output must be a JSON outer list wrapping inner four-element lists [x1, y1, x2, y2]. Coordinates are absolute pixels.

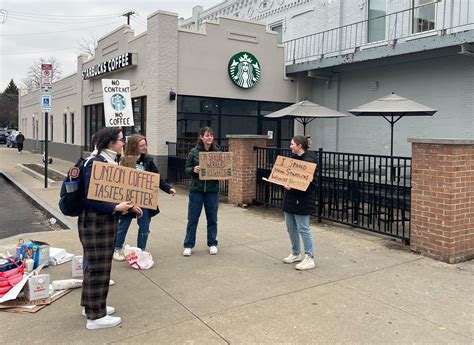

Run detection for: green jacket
[[185, 144, 220, 193]]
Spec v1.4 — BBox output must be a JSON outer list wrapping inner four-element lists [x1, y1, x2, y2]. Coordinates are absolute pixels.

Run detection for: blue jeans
[[115, 209, 151, 250], [184, 192, 219, 248], [284, 212, 314, 258]]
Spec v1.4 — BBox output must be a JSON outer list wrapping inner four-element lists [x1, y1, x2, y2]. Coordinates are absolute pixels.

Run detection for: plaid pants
[[78, 211, 118, 320]]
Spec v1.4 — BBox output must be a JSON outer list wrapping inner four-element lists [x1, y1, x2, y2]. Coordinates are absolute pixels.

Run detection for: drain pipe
[[335, 72, 341, 152]]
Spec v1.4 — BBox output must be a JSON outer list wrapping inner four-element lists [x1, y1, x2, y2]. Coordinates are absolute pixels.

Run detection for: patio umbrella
[[349, 93, 437, 158], [264, 100, 347, 135]]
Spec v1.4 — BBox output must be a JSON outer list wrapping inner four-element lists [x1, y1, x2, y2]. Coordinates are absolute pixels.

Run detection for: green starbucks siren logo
[[228, 52, 261, 89], [111, 93, 126, 111]]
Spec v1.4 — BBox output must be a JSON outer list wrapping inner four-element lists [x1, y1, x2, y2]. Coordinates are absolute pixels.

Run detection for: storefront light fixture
[[169, 89, 176, 101]]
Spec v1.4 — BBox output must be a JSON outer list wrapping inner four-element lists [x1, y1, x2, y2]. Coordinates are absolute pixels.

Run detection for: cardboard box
[[24, 274, 50, 301], [20, 241, 50, 269], [72, 255, 83, 278]]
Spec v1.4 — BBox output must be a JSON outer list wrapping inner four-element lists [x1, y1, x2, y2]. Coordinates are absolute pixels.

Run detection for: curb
[[16, 163, 65, 187], [0, 170, 76, 231]]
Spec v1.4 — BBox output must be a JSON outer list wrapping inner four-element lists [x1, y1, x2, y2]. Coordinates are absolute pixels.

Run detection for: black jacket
[[184, 143, 221, 193], [282, 151, 317, 215], [136, 155, 173, 217]]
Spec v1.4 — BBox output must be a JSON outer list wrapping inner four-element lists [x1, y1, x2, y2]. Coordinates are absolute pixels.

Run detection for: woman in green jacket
[[183, 127, 220, 256]]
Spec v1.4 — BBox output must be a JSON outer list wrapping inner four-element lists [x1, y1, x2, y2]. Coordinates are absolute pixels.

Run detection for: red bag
[[0, 258, 25, 297]]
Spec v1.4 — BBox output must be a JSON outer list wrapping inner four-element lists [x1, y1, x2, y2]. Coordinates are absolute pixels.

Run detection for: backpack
[[59, 157, 89, 217]]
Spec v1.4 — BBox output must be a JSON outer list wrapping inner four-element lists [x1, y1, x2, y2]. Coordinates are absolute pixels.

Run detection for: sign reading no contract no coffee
[[102, 79, 134, 127]]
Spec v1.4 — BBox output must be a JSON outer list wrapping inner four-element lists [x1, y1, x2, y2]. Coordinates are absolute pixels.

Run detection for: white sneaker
[[282, 253, 303, 264], [209, 246, 218, 255], [183, 248, 192, 256], [86, 315, 121, 330], [82, 306, 115, 317], [295, 255, 315, 270], [113, 249, 125, 261]]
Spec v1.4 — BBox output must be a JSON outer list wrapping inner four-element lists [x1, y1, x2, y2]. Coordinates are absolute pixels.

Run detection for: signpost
[[41, 64, 52, 188]]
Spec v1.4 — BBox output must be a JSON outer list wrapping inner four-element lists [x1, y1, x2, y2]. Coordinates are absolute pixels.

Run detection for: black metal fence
[[166, 142, 229, 196], [255, 147, 411, 243]]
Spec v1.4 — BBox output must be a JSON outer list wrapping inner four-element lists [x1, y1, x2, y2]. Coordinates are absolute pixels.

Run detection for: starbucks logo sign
[[111, 93, 126, 111], [228, 52, 261, 89]]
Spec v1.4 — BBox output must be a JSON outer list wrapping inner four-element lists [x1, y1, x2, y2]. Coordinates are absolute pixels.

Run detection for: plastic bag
[[123, 245, 154, 270]]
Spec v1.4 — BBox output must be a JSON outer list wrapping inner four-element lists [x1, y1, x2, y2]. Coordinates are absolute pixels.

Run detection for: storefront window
[[84, 96, 146, 150], [177, 96, 292, 147]]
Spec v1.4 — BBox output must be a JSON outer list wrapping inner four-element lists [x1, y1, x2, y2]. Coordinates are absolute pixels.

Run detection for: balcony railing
[[285, 1, 474, 65]]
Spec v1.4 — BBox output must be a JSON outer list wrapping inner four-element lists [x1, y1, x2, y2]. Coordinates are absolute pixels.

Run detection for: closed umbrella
[[264, 100, 347, 135]]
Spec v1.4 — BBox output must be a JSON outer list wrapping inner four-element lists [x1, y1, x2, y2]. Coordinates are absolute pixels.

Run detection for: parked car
[[0, 129, 7, 144], [6, 131, 20, 148]]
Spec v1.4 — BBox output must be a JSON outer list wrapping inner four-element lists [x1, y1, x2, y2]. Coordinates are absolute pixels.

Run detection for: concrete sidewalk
[[0, 147, 472, 344]]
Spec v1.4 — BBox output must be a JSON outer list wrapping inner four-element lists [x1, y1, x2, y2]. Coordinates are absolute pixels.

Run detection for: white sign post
[[40, 63, 52, 189], [101, 79, 134, 127]]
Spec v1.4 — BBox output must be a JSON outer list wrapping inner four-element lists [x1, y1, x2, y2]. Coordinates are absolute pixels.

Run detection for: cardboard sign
[[87, 161, 160, 209], [120, 155, 137, 169], [199, 152, 233, 180], [102, 79, 134, 127], [265, 155, 317, 191]]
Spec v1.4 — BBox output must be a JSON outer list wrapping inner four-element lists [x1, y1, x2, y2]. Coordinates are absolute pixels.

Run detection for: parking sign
[[41, 64, 52, 88], [41, 94, 51, 112]]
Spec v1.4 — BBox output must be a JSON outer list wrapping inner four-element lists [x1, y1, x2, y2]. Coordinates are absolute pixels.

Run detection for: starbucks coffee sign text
[[82, 53, 135, 80]]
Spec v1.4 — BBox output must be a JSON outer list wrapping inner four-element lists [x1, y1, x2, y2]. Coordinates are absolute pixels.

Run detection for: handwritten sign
[[199, 152, 233, 180], [120, 155, 137, 169], [87, 161, 160, 209], [265, 155, 317, 191]]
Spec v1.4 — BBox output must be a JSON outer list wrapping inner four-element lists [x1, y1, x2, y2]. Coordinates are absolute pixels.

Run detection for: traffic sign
[[41, 64, 53, 88], [41, 94, 52, 112]]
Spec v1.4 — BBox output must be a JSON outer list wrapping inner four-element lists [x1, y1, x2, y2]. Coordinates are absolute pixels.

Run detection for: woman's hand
[[284, 184, 292, 190], [193, 166, 201, 174], [115, 201, 133, 213], [132, 206, 143, 219], [169, 188, 177, 196]]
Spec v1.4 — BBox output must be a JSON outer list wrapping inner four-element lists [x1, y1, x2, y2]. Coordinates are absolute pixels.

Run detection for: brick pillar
[[227, 135, 268, 206], [409, 139, 474, 263]]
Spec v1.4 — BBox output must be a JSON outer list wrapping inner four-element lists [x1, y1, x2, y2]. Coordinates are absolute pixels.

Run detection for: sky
[[0, 0, 222, 91]]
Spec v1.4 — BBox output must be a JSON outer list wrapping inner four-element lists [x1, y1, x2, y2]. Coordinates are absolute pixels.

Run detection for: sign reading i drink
[[265, 155, 317, 191]]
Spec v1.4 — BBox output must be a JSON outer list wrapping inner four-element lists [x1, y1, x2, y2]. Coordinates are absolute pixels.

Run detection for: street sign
[[41, 64, 52, 88], [41, 94, 51, 112]]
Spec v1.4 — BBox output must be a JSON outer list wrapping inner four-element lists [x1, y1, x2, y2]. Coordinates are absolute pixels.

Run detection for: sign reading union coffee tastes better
[[82, 53, 135, 80], [228, 52, 261, 89]]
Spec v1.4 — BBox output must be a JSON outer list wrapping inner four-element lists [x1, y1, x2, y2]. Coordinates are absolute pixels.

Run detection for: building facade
[[18, 11, 296, 172], [183, 0, 474, 156]]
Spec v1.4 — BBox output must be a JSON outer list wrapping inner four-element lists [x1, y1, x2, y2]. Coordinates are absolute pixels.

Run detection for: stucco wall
[[178, 17, 296, 103], [309, 54, 474, 156]]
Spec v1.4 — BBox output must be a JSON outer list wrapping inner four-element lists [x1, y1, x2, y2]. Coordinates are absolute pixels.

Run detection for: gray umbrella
[[264, 100, 347, 135], [349, 92, 437, 158]]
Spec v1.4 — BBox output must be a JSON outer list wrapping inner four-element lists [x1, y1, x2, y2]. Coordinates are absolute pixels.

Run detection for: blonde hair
[[124, 134, 147, 156]]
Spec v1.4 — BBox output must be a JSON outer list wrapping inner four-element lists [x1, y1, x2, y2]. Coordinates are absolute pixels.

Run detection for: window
[[368, 0, 386, 43], [70, 113, 75, 144], [63, 113, 67, 143], [270, 23, 283, 44], [413, 0, 435, 33]]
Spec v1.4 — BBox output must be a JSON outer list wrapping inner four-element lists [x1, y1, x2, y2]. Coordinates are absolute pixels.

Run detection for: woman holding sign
[[183, 127, 220, 256], [79, 127, 143, 330], [282, 135, 317, 270], [113, 134, 176, 261]]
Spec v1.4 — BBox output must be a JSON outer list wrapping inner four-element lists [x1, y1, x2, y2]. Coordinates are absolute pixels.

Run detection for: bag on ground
[[123, 245, 154, 270]]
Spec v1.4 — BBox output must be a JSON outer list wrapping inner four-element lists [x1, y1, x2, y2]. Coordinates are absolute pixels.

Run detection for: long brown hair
[[197, 126, 217, 151], [292, 135, 309, 151], [124, 134, 147, 156]]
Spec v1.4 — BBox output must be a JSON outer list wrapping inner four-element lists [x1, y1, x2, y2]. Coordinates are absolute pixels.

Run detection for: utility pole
[[122, 11, 135, 25]]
